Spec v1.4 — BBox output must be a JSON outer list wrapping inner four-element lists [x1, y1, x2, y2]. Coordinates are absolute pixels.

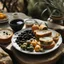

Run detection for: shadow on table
[[56, 54, 64, 64]]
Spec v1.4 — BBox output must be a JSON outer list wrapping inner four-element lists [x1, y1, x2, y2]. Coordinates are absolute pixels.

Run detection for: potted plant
[[45, 0, 64, 25]]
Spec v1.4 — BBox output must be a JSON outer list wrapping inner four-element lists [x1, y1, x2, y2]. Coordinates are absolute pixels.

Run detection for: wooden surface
[[11, 43, 64, 64], [0, 13, 64, 64]]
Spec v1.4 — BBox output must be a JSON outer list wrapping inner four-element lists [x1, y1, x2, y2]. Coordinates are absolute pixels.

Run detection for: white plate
[[0, 17, 8, 23], [0, 13, 8, 23], [12, 28, 62, 55]]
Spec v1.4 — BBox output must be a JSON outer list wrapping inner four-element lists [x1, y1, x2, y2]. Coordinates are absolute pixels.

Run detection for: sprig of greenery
[[46, 0, 64, 15]]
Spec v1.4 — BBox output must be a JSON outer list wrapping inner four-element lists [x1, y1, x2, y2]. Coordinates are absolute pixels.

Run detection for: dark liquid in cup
[[10, 19, 24, 32], [10, 19, 23, 25]]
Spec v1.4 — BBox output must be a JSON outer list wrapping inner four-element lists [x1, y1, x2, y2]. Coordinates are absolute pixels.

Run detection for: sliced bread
[[35, 30, 52, 37]]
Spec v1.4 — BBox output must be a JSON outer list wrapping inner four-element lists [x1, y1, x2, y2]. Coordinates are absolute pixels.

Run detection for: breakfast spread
[[0, 12, 62, 64], [0, 29, 13, 44], [14, 23, 60, 52]]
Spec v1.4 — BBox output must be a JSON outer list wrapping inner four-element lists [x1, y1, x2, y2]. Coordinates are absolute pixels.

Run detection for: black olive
[[22, 39, 25, 41], [19, 41, 23, 44], [15, 33, 18, 35], [6, 32, 8, 35], [18, 43, 22, 46], [17, 30, 36, 50], [16, 42, 19, 44], [25, 31, 28, 33], [3, 31, 5, 33], [17, 37, 19, 40], [21, 32, 24, 34], [18, 38, 22, 40], [18, 34, 22, 37], [15, 40, 19, 43]]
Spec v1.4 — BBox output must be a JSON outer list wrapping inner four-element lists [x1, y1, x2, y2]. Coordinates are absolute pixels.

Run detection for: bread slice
[[39, 37, 53, 44], [39, 24, 47, 30], [35, 30, 52, 37], [33, 30, 39, 34], [39, 37, 55, 49], [0, 29, 13, 44], [52, 33, 60, 43], [42, 41, 55, 49]]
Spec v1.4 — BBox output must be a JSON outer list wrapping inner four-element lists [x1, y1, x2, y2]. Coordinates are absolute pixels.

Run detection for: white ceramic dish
[[12, 27, 62, 55]]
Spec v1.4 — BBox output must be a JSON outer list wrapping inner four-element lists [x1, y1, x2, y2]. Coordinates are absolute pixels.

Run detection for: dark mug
[[9, 19, 24, 32]]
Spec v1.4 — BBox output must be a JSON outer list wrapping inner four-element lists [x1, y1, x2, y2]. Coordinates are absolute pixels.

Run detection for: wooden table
[[10, 44, 64, 64], [0, 13, 64, 64]]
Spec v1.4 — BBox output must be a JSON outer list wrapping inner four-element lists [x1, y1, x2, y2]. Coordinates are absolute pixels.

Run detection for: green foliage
[[27, 0, 64, 21]]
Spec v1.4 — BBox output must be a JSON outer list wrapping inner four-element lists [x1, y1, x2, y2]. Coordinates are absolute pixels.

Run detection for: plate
[[12, 28, 62, 55], [0, 13, 8, 23], [0, 17, 8, 23]]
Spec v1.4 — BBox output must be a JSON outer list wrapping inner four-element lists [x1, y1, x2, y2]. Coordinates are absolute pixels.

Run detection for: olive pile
[[15, 30, 35, 52]]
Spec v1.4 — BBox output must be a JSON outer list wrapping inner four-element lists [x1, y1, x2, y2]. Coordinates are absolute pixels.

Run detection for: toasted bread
[[32, 24, 39, 32], [0, 29, 13, 44], [33, 30, 39, 34], [39, 37, 53, 44], [35, 30, 52, 37], [39, 24, 47, 30], [52, 33, 60, 42], [42, 41, 55, 49], [39, 37, 55, 49]]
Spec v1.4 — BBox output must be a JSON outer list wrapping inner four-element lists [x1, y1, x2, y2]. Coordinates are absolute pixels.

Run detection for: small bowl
[[25, 19, 35, 28], [9, 19, 24, 32]]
